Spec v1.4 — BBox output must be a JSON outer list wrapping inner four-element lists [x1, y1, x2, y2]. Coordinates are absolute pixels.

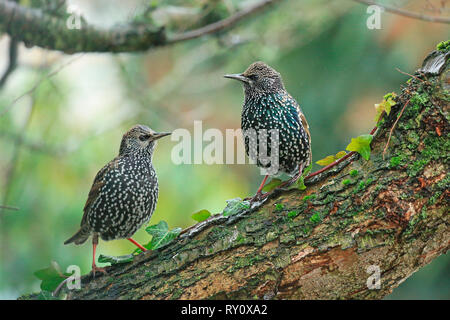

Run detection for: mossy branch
[[0, 0, 281, 54], [22, 47, 449, 300]]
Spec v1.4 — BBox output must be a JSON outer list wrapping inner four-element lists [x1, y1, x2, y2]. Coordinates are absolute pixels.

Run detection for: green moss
[[309, 212, 322, 223], [353, 178, 373, 194], [389, 156, 402, 168], [171, 288, 183, 299], [232, 254, 265, 271], [436, 40, 450, 52], [342, 179, 351, 186], [287, 210, 299, 219], [408, 159, 429, 177], [410, 92, 429, 108], [302, 226, 311, 236], [302, 194, 316, 201], [429, 191, 442, 205], [274, 203, 284, 211], [349, 169, 358, 177]]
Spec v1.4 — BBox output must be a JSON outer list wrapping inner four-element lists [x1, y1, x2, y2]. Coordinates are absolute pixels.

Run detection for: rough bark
[[23, 46, 449, 300]]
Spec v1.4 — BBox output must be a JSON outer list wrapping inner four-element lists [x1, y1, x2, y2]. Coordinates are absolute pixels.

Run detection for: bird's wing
[[80, 157, 120, 227], [288, 93, 312, 164]]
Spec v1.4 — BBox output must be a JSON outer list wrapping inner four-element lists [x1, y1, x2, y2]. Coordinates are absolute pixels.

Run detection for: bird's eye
[[248, 74, 258, 80], [139, 134, 150, 141]]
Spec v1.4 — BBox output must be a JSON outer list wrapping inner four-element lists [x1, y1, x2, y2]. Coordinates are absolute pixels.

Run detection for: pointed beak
[[224, 73, 249, 83], [153, 132, 171, 140]]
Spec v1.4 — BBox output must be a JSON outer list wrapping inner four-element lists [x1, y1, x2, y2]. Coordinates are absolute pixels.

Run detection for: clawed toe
[[91, 265, 108, 278]]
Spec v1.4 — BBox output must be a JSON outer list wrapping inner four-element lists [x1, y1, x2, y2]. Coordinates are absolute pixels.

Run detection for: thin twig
[[0, 0, 282, 53], [0, 37, 18, 89], [395, 67, 425, 83], [353, 0, 450, 24], [383, 98, 411, 159], [52, 278, 69, 297], [0, 54, 84, 117], [306, 124, 379, 181], [168, 0, 282, 43], [0, 205, 19, 211]]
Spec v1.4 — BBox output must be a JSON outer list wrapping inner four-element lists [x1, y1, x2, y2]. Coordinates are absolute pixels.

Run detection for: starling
[[64, 125, 171, 275], [225, 61, 311, 200]]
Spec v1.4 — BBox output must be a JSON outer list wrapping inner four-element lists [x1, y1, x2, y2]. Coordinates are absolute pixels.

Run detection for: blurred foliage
[[0, 0, 448, 299]]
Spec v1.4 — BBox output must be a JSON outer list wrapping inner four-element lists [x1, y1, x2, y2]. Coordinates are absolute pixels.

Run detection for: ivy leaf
[[262, 178, 283, 192], [316, 155, 335, 166], [288, 164, 313, 191], [374, 92, 397, 123], [346, 134, 373, 161], [35, 291, 59, 300], [145, 221, 181, 250], [222, 198, 250, 216], [98, 254, 134, 265], [335, 151, 347, 158], [316, 151, 347, 166], [33, 261, 69, 292], [191, 209, 212, 222]]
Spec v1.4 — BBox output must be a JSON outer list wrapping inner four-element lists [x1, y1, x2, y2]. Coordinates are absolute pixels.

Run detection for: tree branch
[[20, 46, 450, 300], [0, 0, 282, 54], [353, 0, 450, 24], [0, 27, 18, 89]]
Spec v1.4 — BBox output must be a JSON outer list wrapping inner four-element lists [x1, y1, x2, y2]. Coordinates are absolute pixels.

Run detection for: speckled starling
[[64, 125, 171, 275], [225, 61, 311, 200]]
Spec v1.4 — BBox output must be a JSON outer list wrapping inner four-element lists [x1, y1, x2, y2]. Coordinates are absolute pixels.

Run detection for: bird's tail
[[64, 226, 91, 245]]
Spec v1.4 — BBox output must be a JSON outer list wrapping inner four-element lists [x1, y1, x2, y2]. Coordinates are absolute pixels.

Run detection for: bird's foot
[[276, 168, 304, 191], [91, 265, 108, 279], [245, 190, 271, 203]]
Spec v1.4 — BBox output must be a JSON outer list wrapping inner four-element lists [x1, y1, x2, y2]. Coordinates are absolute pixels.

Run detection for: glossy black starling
[[225, 62, 311, 200], [64, 125, 171, 274]]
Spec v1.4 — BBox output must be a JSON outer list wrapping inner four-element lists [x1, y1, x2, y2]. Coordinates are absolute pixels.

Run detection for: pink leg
[[127, 237, 147, 251], [91, 234, 107, 277]]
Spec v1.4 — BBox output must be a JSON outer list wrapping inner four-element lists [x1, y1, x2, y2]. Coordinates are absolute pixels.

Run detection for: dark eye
[[248, 74, 258, 81], [139, 134, 150, 141]]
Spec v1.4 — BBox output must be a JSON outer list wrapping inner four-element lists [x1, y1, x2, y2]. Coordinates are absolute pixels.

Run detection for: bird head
[[119, 124, 171, 156], [224, 61, 285, 96]]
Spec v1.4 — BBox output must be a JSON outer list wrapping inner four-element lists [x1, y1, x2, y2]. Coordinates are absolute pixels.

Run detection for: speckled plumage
[[64, 125, 169, 246], [226, 61, 311, 177]]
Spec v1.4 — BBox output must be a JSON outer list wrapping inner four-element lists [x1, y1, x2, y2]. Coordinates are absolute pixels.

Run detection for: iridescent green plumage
[[225, 61, 311, 199]]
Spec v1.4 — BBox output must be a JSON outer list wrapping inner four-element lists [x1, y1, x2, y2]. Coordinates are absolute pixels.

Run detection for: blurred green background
[[0, 0, 448, 299]]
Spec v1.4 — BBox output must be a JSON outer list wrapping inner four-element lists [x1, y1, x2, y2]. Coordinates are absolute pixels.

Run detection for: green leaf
[[33, 261, 68, 292], [222, 198, 250, 216], [374, 93, 397, 122], [40, 277, 67, 292], [316, 151, 347, 166], [145, 221, 182, 250], [316, 155, 335, 166], [346, 134, 373, 161], [289, 164, 312, 191], [98, 254, 134, 265], [262, 178, 283, 192], [335, 151, 347, 159], [35, 291, 59, 300], [191, 209, 212, 222]]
